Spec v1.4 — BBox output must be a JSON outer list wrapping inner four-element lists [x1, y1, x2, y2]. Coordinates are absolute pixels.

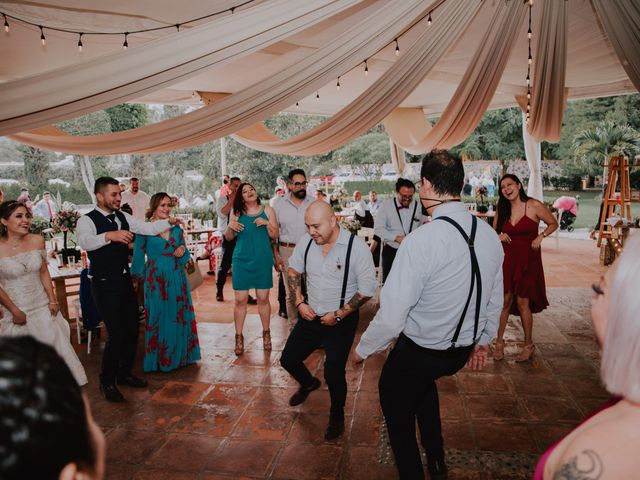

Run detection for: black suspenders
[[303, 233, 355, 309], [394, 199, 418, 236], [434, 216, 482, 348]]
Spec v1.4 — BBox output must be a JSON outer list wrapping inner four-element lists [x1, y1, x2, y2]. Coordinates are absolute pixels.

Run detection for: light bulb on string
[[77, 33, 83, 52], [295, 102, 299, 109], [364, 59, 368, 76], [3, 14, 8, 33], [316, 92, 320, 102], [427, 12, 432, 26], [176, 24, 180, 32], [336, 77, 341, 91], [123, 32, 128, 49], [527, 27, 532, 39], [39, 26, 45, 46], [394, 38, 399, 56]]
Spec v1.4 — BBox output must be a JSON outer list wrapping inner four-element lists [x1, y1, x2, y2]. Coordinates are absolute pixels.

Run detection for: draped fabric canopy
[[0, 0, 638, 157]]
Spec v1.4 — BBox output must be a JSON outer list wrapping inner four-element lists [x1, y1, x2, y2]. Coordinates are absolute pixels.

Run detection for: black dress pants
[[277, 272, 287, 313], [381, 244, 398, 283], [91, 275, 140, 386], [280, 312, 359, 418], [379, 334, 473, 480], [216, 237, 236, 292]]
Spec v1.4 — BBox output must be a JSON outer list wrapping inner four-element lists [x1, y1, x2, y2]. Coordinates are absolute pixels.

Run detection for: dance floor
[[78, 238, 608, 479]]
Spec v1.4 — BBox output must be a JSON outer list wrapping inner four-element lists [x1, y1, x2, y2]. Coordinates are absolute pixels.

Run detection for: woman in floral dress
[[131, 193, 201, 372]]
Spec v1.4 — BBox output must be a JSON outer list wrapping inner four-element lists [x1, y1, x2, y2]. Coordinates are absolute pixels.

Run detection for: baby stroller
[[552, 196, 578, 232]]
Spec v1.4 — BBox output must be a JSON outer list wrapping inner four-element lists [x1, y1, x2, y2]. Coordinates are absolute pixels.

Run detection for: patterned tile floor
[[76, 238, 608, 479]]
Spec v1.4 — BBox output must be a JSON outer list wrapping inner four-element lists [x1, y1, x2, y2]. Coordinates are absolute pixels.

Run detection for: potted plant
[[51, 207, 82, 264]]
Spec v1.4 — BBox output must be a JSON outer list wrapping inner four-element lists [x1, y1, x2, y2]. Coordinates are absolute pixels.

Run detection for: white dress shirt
[[120, 190, 150, 220], [216, 194, 231, 231], [352, 200, 368, 218], [373, 197, 427, 249], [288, 227, 377, 315], [356, 202, 504, 358], [368, 199, 382, 216], [77, 207, 171, 252], [272, 193, 313, 245]]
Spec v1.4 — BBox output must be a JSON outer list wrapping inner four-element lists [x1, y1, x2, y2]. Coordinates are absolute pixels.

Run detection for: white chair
[[71, 298, 102, 354]]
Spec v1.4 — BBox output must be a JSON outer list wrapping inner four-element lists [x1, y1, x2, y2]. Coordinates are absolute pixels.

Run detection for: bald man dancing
[[280, 201, 377, 440]]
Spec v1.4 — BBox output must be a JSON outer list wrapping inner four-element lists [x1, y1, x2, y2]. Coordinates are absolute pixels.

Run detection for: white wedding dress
[[0, 249, 87, 385]]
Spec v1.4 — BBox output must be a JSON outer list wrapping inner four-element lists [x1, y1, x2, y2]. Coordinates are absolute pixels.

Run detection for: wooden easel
[[596, 156, 633, 248]]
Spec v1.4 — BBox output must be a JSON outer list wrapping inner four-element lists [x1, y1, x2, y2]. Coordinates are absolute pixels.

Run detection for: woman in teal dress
[[131, 192, 201, 371], [226, 183, 279, 355]]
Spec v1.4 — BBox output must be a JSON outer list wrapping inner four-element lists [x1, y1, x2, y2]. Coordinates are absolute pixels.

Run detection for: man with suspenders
[[373, 178, 427, 282], [281, 201, 377, 441], [355, 151, 504, 480]]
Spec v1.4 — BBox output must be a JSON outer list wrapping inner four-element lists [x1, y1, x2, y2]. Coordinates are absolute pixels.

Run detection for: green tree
[[17, 145, 53, 191], [572, 120, 640, 178], [333, 132, 389, 179], [105, 104, 149, 132]]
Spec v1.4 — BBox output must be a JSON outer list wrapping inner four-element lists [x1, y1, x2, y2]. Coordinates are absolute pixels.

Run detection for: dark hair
[[229, 176, 241, 184], [94, 176, 119, 195], [0, 337, 96, 479], [495, 174, 529, 233], [0, 201, 30, 237], [129, 177, 139, 183], [233, 183, 261, 216], [420, 150, 464, 196], [287, 169, 306, 181], [223, 175, 230, 184], [120, 203, 133, 215], [395, 177, 416, 193], [146, 192, 171, 220]]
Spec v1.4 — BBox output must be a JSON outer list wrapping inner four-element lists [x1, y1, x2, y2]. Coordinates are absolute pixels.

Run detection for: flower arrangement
[[474, 185, 489, 213], [52, 207, 81, 252], [341, 217, 361, 234]]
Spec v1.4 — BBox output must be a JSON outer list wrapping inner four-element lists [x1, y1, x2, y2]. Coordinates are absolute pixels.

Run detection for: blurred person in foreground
[[535, 236, 640, 479], [0, 336, 106, 480]]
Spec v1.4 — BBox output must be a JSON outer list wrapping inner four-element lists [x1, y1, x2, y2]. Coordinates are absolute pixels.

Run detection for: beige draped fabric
[[230, 0, 481, 155], [592, 0, 640, 92], [10, 0, 435, 155], [389, 140, 406, 176], [379, 0, 527, 155], [527, 0, 568, 143], [0, 0, 360, 136]]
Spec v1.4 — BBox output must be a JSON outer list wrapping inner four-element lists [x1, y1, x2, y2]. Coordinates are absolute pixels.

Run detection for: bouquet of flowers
[[341, 217, 361, 234], [52, 208, 81, 251], [474, 185, 488, 213]]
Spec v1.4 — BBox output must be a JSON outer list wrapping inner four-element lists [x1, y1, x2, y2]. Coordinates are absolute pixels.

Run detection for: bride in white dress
[[0, 201, 87, 385]]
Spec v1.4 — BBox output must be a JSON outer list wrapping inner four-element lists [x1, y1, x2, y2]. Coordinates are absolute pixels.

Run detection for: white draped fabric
[[528, 0, 568, 143], [592, 0, 640, 92], [389, 140, 406, 176], [10, 0, 439, 155], [0, 0, 361, 136], [522, 112, 543, 200]]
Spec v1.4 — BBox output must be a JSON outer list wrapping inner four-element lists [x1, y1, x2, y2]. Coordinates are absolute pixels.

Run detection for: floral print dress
[[131, 225, 201, 372]]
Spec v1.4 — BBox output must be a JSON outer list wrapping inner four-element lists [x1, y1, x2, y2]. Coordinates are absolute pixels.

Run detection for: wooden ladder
[[597, 156, 633, 247]]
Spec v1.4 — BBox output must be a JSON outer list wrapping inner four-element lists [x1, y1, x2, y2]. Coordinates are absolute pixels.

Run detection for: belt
[[280, 242, 296, 248]]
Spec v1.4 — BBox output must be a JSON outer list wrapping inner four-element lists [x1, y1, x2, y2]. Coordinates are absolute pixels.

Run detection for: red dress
[[501, 202, 549, 315]]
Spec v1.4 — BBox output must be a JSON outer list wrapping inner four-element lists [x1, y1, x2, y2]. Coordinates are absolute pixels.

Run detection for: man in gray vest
[[354, 151, 504, 479], [281, 201, 376, 441], [77, 177, 183, 403]]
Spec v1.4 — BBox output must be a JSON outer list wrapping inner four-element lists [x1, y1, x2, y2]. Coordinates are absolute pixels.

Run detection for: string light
[[525, 0, 533, 125], [394, 38, 400, 56], [364, 59, 369, 76], [122, 32, 128, 49], [0, 1, 257, 51], [77, 33, 83, 52], [427, 12, 432, 26], [336, 77, 341, 90], [295, 102, 299, 109], [316, 92, 320, 102]]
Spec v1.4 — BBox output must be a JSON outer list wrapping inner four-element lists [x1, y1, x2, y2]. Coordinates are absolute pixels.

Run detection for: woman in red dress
[[492, 174, 558, 362]]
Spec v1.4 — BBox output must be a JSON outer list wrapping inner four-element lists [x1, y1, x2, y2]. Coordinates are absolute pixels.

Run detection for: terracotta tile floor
[[76, 238, 608, 479]]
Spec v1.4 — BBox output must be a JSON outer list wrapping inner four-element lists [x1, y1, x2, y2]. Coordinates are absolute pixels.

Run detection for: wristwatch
[[334, 311, 342, 324]]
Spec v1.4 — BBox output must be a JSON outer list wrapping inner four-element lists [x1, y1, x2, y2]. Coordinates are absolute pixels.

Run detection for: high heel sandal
[[492, 339, 505, 361], [515, 343, 535, 362], [234, 334, 244, 356], [263, 329, 272, 351]]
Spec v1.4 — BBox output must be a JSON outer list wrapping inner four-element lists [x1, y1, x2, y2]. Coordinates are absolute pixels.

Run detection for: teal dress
[[131, 225, 201, 372], [232, 208, 274, 290]]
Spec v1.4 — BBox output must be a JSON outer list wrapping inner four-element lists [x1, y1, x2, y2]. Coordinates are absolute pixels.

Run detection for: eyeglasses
[[591, 283, 604, 296], [292, 181, 308, 188]]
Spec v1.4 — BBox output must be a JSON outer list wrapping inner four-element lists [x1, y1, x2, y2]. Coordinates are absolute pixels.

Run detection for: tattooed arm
[[335, 292, 371, 319], [552, 449, 603, 480], [287, 267, 316, 321]]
